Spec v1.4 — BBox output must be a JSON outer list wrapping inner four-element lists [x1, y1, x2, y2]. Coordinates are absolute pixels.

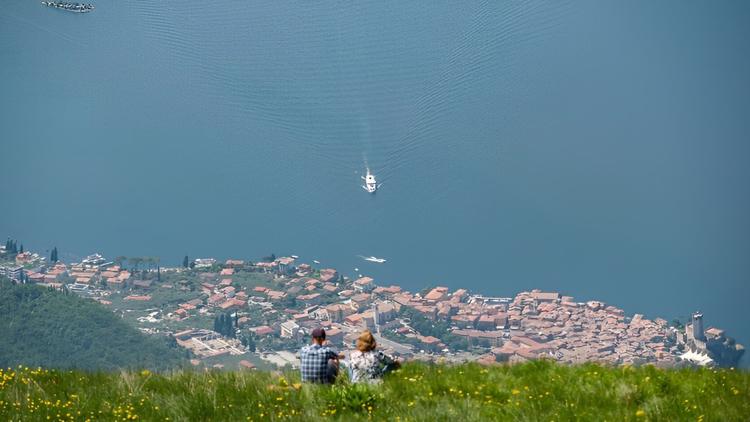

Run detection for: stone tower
[[691, 312, 705, 341]]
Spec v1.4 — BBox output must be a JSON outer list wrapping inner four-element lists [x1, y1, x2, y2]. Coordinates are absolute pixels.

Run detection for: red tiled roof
[[124, 295, 151, 301]]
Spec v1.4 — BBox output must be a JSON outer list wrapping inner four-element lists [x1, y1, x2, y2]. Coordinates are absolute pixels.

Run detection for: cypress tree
[[182, 255, 189, 268], [19, 244, 23, 254], [226, 314, 235, 338]]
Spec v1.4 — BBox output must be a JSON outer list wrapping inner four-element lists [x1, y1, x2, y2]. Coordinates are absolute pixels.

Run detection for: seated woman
[[347, 330, 399, 384]]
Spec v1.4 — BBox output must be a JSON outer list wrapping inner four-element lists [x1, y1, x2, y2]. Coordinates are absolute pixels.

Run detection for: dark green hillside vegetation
[[0, 278, 185, 371], [1, 361, 748, 421]]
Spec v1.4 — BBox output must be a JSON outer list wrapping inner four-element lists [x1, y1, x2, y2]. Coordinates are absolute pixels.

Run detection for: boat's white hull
[[361, 169, 379, 193]]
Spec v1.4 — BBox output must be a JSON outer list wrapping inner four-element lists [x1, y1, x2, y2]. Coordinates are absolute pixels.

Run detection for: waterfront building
[[424, 286, 449, 302], [81, 253, 106, 266], [319, 268, 338, 283], [353, 276, 375, 292], [691, 312, 705, 341], [275, 257, 296, 274], [194, 258, 217, 268]]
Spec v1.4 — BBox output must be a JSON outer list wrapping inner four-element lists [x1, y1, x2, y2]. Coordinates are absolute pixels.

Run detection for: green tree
[[262, 253, 276, 262], [182, 255, 189, 268], [19, 244, 23, 254], [146, 257, 160, 271], [225, 313, 234, 338], [241, 333, 256, 352]]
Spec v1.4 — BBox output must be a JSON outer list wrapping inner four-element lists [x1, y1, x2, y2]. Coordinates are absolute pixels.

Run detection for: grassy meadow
[[1, 360, 748, 421]]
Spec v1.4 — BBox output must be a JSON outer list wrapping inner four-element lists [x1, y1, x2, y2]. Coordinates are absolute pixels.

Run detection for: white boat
[[362, 256, 386, 264], [312, 260, 320, 264], [41, 1, 95, 13], [361, 168, 380, 193]]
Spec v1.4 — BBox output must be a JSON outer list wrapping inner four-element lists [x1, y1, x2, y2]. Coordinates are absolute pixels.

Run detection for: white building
[[280, 320, 300, 338], [194, 258, 217, 268]]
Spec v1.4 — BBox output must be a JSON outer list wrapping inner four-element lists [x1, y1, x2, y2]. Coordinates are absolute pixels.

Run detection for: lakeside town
[[1, 239, 744, 370]]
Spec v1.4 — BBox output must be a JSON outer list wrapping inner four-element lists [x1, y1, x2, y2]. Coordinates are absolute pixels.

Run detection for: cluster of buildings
[[488, 291, 677, 365], [2, 246, 744, 368], [174, 328, 245, 358], [675, 312, 745, 367], [0, 250, 132, 291], [234, 257, 744, 367], [0, 247, 46, 283]]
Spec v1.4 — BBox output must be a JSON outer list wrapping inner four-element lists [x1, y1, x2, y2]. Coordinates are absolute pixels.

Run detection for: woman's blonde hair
[[356, 330, 377, 352]]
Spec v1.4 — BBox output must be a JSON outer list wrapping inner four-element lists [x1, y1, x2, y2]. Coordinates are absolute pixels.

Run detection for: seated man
[[299, 327, 342, 384]]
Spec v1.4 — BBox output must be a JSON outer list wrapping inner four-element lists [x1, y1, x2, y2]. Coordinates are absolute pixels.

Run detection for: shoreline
[[1, 244, 745, 369]]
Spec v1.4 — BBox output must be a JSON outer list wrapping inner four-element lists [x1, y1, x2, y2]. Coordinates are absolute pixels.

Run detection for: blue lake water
[[1, 1, 749, 358]]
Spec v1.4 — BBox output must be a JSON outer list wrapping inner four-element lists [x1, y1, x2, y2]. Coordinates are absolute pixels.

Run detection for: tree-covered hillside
[[0, 278, 186, 371]]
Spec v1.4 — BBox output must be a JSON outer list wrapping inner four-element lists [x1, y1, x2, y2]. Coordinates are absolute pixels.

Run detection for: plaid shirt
[[300, 344, 338, 383]]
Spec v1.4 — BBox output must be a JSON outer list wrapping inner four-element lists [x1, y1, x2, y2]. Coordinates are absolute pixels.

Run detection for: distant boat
[[360, 255, 386, 264], [312, 260, 320, 264], [361, 168, 380, 193], [41, 1, 95, 13], [291, 255, 299, 259]]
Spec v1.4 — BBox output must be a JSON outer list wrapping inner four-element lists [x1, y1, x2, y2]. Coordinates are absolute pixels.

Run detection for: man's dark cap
[[311, 327, 326, 339]]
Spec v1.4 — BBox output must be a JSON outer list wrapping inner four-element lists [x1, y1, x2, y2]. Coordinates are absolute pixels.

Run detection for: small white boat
[[362, 256, 386, 264], [312, 259, 321, 264], [361, 168, 380, 193], [41, 1, 95, 13]]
